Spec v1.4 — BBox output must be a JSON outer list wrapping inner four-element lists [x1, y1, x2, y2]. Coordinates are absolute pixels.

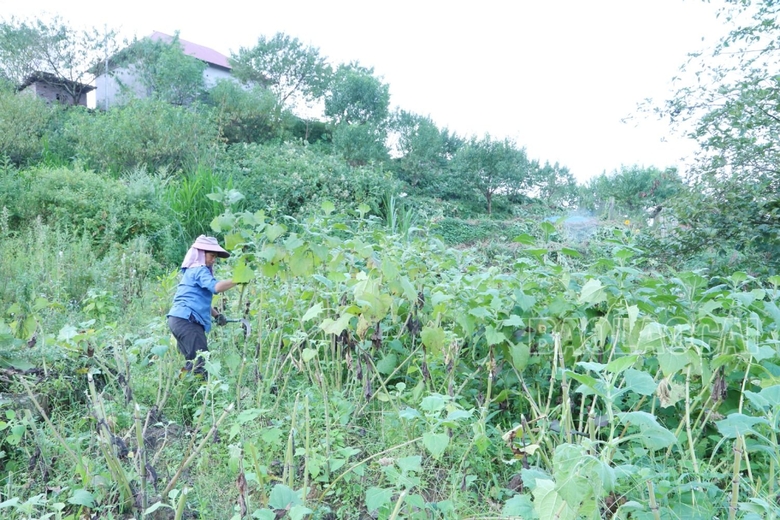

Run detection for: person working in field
[[167, 235, 240, 378]]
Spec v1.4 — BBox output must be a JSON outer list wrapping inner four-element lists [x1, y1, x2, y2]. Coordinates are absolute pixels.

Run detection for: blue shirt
[[167, 266, 218, 332]]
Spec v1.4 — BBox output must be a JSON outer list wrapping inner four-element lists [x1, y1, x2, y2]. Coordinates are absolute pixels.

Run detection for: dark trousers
[[168, 316, 208, 376]]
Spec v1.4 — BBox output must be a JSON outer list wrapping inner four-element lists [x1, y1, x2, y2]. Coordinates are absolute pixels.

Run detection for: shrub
[[433, 217, 535, 245], [56, 98, 222, 174], [218, 141, 400, 216], [0, 87, 55, 165], [2, 165, 177, 260], [204, 81, 290, 144]]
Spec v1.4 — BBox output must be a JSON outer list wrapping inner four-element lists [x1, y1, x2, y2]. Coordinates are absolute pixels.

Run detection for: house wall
[[21, 82, 89, 106], [93, 67, 147, 109], [204, 66, 233, 88], [94, 64, 237, 109]]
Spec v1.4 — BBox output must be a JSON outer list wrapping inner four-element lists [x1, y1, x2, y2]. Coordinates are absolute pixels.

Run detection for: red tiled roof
[[149, 31, 231, 70]]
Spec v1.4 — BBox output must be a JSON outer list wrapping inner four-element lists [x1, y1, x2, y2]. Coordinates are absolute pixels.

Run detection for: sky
[[0, 0, 727, 182]]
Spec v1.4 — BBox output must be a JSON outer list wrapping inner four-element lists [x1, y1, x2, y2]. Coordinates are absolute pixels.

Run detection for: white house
[[93, 31, 233, 109]]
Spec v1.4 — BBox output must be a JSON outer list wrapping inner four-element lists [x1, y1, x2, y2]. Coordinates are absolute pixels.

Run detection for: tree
[[325, 62, 391, 165], [0, 16, 119, 105], [390, 110, 463, 193], [661, 1, 780, 189], [205, 80, 289, 144], [325, 62, 390, 125], [230, 32, 332, 112], [651, 0, 780, 273], [579, 166, 683, 217], [451, 135, 532, 215], [532, 161, 579, 208], [113, 33, 206, 105]]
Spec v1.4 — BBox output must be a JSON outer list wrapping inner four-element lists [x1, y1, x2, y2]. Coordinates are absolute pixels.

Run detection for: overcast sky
[[1, 0, 726, 182]]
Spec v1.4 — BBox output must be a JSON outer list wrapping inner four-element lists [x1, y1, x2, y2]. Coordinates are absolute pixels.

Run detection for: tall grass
[[162, 166, 238, 258]]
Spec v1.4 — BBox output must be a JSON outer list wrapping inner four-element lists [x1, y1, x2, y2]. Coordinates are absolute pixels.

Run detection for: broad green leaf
[[606, 355, 639, 374], [445, 409, 473, 423], [265, 224, 286, 242], [748, 340, 775, 362], [503, 314, 525, 327], [68, 489, 95, 508], [396, 455, 422, 473], [420, 394, 446, 413], [514, 291, 537, 312], [484, 325, 507, 346], [617, 411, 677, 450], [236, 408, 265, 424], [622, 369, 656, 396], [577, 361, 607, 373], [289, 250, 314, 276], [365, 487, 392, 512], [745, 385, 780, 409], [321, 200, 335, 215], [258, 244, 277, 262], [58, 324, 78, 342], [421, 326, 445, 353], [510, 342, 530, 371], [399, 407, 422, 421], [268, 484, 301, 509], [376, 354, 397, 375], [553, 444, 597, 504], [289, 505, 313, 520], [232, 259, 254, 284], [540, 221, 556, 234], [301, 303, 323, 322], [613, 246, 635, 260], [210, 214, 234, 233], [32, 297, 50, 312], [637, 322, 666, 350], [626, 304, 639, 332], [301, 348, 317, 362], [468, 306, 491, 318], [715, 413, 769, 438], [319, 312, 353, 335], [578, 278, 606, 305], [0, 497, 20, 509], [224, 231, 245, 252], [400, 276, 416, 302], [381, 258, 399, 280], [513, 233, 536, 245], [657, 349, 692, 377], [532, 479, 576, 520], [502, 493, 537, 518], [594, 316, 611, 346], [561, 247, 582, 257], [422, 431, 449, 459], [251, 509, 276, 520], [567, 371, 610, 398]]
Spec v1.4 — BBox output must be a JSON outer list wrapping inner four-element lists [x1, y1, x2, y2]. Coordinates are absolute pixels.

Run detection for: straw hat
[[191, 235, 230, 258]]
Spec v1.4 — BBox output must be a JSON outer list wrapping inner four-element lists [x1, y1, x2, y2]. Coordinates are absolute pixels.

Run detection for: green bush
[[433, 217, 536, 245], [2, 165, 177, 260], [204, 81, 291, 144], [218, 141, 400, 216], [54, 98, 221, 174], [0, 87, 55, 165]]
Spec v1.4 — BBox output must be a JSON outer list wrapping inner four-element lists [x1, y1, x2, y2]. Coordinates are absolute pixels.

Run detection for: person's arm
[[215, 280, 238, 293]]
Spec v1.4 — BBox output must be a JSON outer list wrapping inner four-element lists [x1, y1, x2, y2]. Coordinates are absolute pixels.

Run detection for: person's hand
[[215, 314, 228, 327]]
